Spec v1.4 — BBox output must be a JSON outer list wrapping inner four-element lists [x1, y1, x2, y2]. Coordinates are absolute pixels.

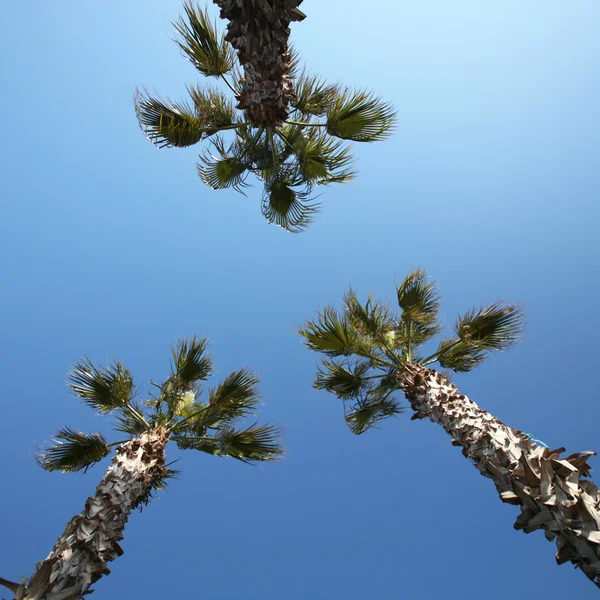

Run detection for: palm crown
[[38, 336, 283, 498], [135, 2, 396, 232], [298, 269, 524, 434]]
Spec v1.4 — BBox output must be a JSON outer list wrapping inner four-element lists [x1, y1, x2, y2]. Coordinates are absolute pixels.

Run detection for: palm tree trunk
[[396, 364, 600, 588], [15, 428, 169, 600], [213, 0, 305, 127]]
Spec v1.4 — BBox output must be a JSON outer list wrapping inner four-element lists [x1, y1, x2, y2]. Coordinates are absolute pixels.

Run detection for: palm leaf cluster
[[135, 2, 396, 232], [37, 336, 283, 484], [299, 269, 524, 433]]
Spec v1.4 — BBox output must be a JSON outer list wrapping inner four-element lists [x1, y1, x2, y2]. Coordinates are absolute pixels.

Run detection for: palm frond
[[293, 130, 356, 186], [291, 73, 338, 116], [261, 179, 319, 233], [396, 269, 440, 325], [69, 359, 134, 413], [343, 289, 396, 339], [174, 2, 235, 77], [114, 402, 150, 435], [455, 302, 525, 351], [435, 338, 486, 373], [216, 424, 284, 463], [299, 307, 373, 357], [197, 139, 250, 192], [135, 91, 207, 148], [345, 394, 403, 435], [207, 369, 261, 423], [314, 359, 372, 399], [187, 85, 238, 134], [36, 428, 110, 473], [170, 336, 213, 389], [326, 88, 396, 142]]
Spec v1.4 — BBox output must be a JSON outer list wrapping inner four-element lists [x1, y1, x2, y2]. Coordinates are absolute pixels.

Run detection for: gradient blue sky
[[2, 1, 600, 598]]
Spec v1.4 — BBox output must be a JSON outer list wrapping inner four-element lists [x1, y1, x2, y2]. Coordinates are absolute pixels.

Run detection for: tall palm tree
[[299, 269, 600, 588], [1, 336, 283, 600], [135, 2, 396, 232]]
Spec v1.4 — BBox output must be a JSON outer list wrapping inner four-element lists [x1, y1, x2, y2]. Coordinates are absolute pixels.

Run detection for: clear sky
[[1, 1, 599, 598]]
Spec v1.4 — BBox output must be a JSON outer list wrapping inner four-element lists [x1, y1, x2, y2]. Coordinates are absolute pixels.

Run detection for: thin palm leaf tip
[[37, 335, 283, 480], [298, 269, 524, 434], [135, 2, 396, 233]]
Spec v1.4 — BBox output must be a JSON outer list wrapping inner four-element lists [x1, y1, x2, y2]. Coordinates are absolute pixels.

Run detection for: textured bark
[[213, 0, 305, 127], [396, 364, 600, 587], [15, 429, 169, 600]]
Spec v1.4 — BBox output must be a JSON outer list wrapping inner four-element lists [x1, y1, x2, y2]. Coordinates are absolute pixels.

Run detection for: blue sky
[[1, 0, 599, 597]]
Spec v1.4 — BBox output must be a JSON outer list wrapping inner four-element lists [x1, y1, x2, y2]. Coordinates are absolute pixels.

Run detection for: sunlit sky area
[[2, 1, 599, 598]]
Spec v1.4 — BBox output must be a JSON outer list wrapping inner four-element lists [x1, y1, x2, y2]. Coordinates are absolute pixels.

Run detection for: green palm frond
[[174, 424, 283, 462], [135, 91, 207, 148], [197, 138, 250, 192], [261, 179, 319, 233], [299, 307, 373, 357], [396, 270, 440, 324], [174, 434, 218, 454], [326, 88, 396, 142], [343, 290, 396, 340], [174, 2, 235, 77], [207, 369, 261, 423], [69, 359, 134, 413], [314, 359, 372, 399], [216, 424, 284, 463], [345, 393, 403, 435], [187, 85, 238, 134], [435, 338, 486, 373], [36, 428, 110, 473], [455, 302, 525, 351], [114, 402, 149, 435], [291, 73, 338, 116], [170, 336, 213, 389], [292, 129, 356, 186]]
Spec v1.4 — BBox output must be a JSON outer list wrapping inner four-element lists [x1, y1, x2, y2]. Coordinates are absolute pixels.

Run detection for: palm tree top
[[298, 269, 525, 434], [37, 336, 284, 498], [135, 2, 396, 233]]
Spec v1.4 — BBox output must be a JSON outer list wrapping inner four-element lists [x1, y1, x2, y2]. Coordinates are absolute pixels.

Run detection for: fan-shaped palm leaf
[[171, 336, 213, 388], [343, 290, 396, 340], [197, 143, 250, 192], [299, 307, 373, 357], [326, 89, 396, 142], [291, 73, 338, 116], [456, 302, 524, 350], [216, 424, 284, 463], [261, 178, 319, 233], [315, 359, 371, 399], [37, 428, 110, 473], [114, 402, 149, 435], [345, 394, 403, 435], [135, 92, 207, 148], [174, 2, 234, 77], [396, 269, 440, 324], [69, 359, 134, 413], [435, 338, 486, 373], [293, 130, 356, 185], [187, 85, 238, 134], [207, 369, 261, 422]]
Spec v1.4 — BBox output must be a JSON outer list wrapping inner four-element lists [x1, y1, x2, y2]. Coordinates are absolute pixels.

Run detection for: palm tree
[[1, 336, 283, 600], [135, 2, 396, 232], [299, 269, 600, 588]]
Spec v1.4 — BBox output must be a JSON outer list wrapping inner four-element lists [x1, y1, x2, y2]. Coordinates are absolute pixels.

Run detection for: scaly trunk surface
[[14, 428, 169, 600], [396, 363, 600, 588], [213, 0, 305, 127]]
